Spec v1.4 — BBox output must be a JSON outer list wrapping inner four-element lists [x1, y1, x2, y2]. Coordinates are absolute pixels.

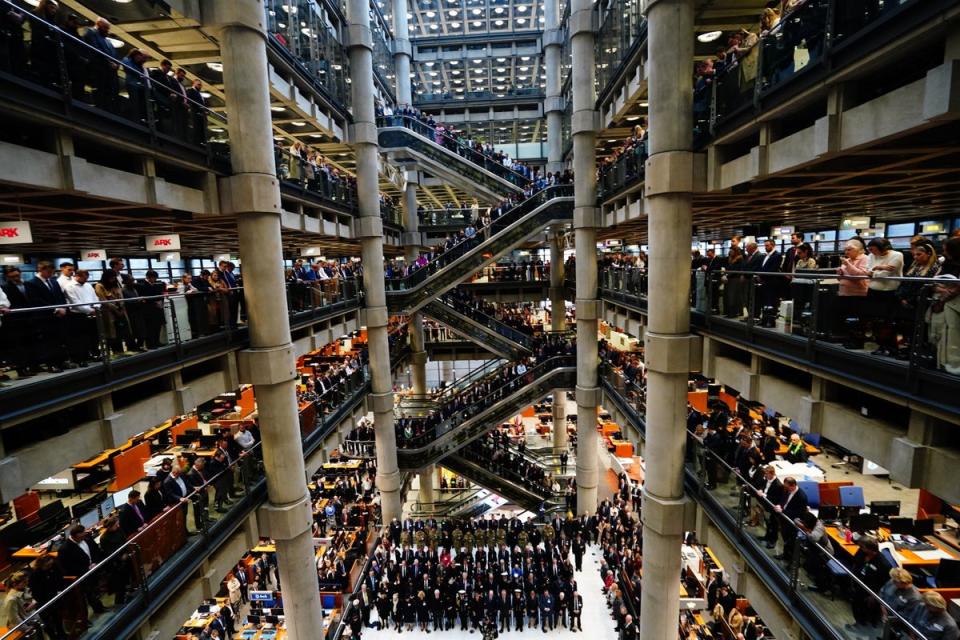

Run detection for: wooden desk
[[12, 546, 57, 560], [776, 443, 821, 456], [322, 460, 362, 472], [611, 440, 634, 458], [827, 527, 960, 567]]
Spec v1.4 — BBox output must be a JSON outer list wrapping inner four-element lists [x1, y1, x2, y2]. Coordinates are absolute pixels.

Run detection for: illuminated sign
[[81, 248, 107, 261], [840, 216, 871, 230], [145, 233, 181, 251], [0, 221, 32, 244], [921, 222, 945, 234], [770, 226, 794, 237]]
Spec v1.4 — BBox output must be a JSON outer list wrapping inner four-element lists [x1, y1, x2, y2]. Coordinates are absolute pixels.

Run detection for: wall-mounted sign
[[770, 225, 794, 237], [301, 246, 323, 257], [0, 221, 32, 244], [81, 248, 108, 261], [921, 222, 946, 234], [145, 233, 181, 251], [213, 254, 237, 263], [157, 252, 181, 262], [840, 216, 871, 230], [0, 254, 23, 265]]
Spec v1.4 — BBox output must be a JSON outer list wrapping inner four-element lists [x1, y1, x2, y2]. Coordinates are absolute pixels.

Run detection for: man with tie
[[774, 476, 809, 559], [162, 465, 191, 531], [753, 465, 784, 549], [538, 588, 554, 632], [569, 590, 583, 631], [24, 260, 69, 372], [758, 238, 784, 315], [57, 524, 106, 612], [118, 490, 148, 536], [185, 458, 210, 530]]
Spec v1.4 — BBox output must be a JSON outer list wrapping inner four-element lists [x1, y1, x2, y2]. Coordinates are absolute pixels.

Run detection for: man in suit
[[1, 266, 36, 377], [185, 458, 210, 530], [82, 19, 119, 111], [775, 476, 808, 559], [58, 524, 106, 612], [135, 270, 166, 349], [753, 465, 785, 549], [538, 588, 554, 632], [758, 238, 784, 313], [162, 465, 191, 532], [24, 260, 69, 371], [118, 489, 148, 536], [185, 78, 208, 145]]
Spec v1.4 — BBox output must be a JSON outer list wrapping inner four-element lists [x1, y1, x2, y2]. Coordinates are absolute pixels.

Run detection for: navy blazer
[[24, 276, 66, 308]]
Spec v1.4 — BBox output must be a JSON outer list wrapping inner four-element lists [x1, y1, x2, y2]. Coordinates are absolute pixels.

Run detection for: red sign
[[0, 227, 19, 238], [153, 238, 172, 247], [0, 221, 32, 245], [144, 234, 181, 251]]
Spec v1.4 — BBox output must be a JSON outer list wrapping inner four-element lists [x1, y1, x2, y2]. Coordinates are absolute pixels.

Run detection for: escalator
[[441, 454, 559, 511], [395, 355, 576, 470], [378, 115, 528, 201], [385, 185, 574, 314], [422, 297, 533, 359], [407, 487, 492, 519]]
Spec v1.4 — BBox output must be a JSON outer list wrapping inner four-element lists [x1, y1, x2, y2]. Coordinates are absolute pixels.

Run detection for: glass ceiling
[[407, 0, 544, 38]]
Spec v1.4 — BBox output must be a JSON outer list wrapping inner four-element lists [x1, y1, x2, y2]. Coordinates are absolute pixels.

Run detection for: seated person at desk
[[848, 536, 893, 631], [879, 568, 922, 619], [908, 592, 960, 640], [782, 433, 808, 463]]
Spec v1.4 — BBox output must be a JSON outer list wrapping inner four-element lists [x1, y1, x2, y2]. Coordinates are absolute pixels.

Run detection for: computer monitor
[[869, 500, 901, 519], [199, 435, 219, 449], [99, 495, 115, 518], [37, 500, 65, 521], [849, 513, 880, 533], [71, 492, 105, 521], [888, 517, 913, 535], [197, 605, 211, 614], [247, 615, 261, 625], [818, 505, 840, 522], [913, 518, 935, 537], [934, 559, 960, 588], [175, 434, 194, 446], [183, 428, 202, 441], [265, 615, 280, 625], [112, 486, 134, 506], [78, 508, 100, 529]]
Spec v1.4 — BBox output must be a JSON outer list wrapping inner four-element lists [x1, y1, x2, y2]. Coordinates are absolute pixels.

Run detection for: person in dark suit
[[134, 270, 165, 349], [118, 489, 148, 536], [775, 476, 808, 559], [752, 465, 784, 549], [24, 260, 68, 371], [569, 591, 583, 631], [82, 18, 119, 111], [758, 239, 784, 314], [1, 266, 36, 376], [57, 524, 106, 612], [162, 466, 190, 505], [143, 477, 165, 521], [185, 458, 210, 530], [185, 78, 208, 145]]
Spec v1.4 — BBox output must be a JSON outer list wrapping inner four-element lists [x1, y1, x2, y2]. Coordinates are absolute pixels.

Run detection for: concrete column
[[798, 375, 826, 435], [402, 175, 428, 397], [393, 0, 413, 106], [210, 2, 324, 639], [543, 0, 563, 173], [347, 0, 402, 523], [550, 227, 568, 450], [639, 1, 695, 640], [419, 464, 435, 507], [570, 0, 599, 515]]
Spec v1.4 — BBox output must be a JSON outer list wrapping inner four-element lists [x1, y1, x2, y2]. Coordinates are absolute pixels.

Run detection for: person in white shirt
[[865, 238, 905, 357], [0, 286, 9, 330], [62, 270, 100, 366], [234, 424, 255, 452], [57, 262, 75, 290]]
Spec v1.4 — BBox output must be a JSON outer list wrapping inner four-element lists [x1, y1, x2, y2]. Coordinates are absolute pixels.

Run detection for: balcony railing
[[599, 361, 932, 640], [599, 265, 960, 415], [0, 369, 370, 640]]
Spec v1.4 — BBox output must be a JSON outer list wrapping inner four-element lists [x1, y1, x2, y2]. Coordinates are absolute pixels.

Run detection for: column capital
[[576, 385, 600, 407], [360, 305, 389, 329], [355, 215, 384, 239], [376, 468, 402, 493], [574, 298, 599, 320], [573, 205, 600, 229], [571, 110, 599, 136], [644, 150, 696, 197], [394, 38, 412, 57], [203, 0, 266, 34], [543, 28, 564, 47], [410, 350, 428, 366], [349, 121, 379, 145], [237, 345, 297, 385], [402, 230, 424, 247], [368, 390, 394, 414], [346, 24, 373, 51], [644, 332, 700, 374], [640, 491, 689, 536], [544, 96, 565, 114], [258, 496, 312, 541], [219, 173, 281, 215], [569, 7, 596, 38]]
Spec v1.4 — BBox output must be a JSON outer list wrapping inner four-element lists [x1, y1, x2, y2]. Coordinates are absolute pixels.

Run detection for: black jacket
[[57, 535, 102, 578]]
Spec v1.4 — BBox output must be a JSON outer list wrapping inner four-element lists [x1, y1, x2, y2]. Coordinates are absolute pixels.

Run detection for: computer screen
[[265, 615, 280, 625], [78, 508, 100, 529], [112, 487, 134, 506], [849, 513, 880, 533], [99, 495, 115, 518], [175, 434, 194, 446], [199, 435, 219, 449], [913, 518, 935, 536], [247, 615, 261, 625], [869, 500, 901, 518], [888, 517, 913, 535]]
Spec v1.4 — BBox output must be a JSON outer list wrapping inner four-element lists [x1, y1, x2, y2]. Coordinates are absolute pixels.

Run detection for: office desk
[[826, 527, 960, 568], [322, 460, 362, 472], [237, 624, 288, 640], [610, 439, 634, 458], [776, 443, 821, 456]]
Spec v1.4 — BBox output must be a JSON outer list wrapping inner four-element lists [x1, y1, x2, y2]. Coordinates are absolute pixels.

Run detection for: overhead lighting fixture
[[450, 60, 458, 65], [517, 4, 528, 10], [206, 62, 223, 72], [472, 8, 482, 14], [106, 37, 125, 49], [448, 9, 458, 16], [426, 10, 435, 16], [309, 133, 324, 139], [697, 30, 723, 43], [473, 58, 482, 63], [494, 7, 504, 13], [626, 116, 640, 121], [494, 19, 504, 25], [291, 121, 306, 127], [430, 23, 439, 29], [638, 101, 649, 107], [472, 20, 482, 26], [517, 18, 525, 23], [270, 106, 286, 112]]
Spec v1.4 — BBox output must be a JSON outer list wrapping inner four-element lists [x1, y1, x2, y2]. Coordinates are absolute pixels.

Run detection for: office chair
[[802, 432, 821, 448], [839, 486, 865, 510], [797, 481, 820, 509], [925, 559, 960, 588]]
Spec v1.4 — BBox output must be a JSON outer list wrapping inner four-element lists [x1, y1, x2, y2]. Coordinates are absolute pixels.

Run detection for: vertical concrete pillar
[[639, 1, 695, 639], [347, 0, 401, 523], [209, 2, 324, 639], [798, 375, 826, 435], [550, 227, 568, 450], [419, 464, 435, 507], [543, 0, 563, 173], [402, 174, 428, 397], [570, 0, 599, 515], [393, 0, 412, 106]]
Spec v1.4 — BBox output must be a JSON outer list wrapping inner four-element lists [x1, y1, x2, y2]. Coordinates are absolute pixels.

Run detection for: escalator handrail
[[397, 355, 577, 453], [434, 296, 535, 349], [385, 185, 574, 292], [378, 114, 531, 186]]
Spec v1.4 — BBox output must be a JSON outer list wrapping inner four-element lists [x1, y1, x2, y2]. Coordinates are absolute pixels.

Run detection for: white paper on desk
[[913, 549, 954, 561]]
